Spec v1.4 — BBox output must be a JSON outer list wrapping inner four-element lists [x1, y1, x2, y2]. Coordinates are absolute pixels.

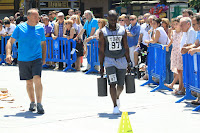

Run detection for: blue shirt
[[58, 22, 64, 37], [126, 22, 140, 47], [11, 22, 46, 61], [83, 18, 98, 37]]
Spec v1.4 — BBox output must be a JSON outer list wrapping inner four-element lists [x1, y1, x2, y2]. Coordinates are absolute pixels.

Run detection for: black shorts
[[76, 39, 83, 57], [18, 58, 42, 80]]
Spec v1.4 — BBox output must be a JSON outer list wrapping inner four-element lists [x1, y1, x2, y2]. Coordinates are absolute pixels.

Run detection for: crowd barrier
[[141, 43, 173, 92], [45, 37, 77, 72], [0, 36, 18, 65], [176, 53, 200, 111], [85, 39, 99, 74]]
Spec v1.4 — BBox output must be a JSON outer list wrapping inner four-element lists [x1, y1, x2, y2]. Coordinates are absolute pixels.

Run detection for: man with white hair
[[74, 10, 99, 72], [180, 17, 196, 53]]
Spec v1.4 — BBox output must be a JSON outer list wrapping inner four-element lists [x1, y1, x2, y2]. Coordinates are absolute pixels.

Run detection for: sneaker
[[113, 106, 121, 115], [116, 99, 120, 108], [37, 103, 45, 114], [29, 102, 36, 111]]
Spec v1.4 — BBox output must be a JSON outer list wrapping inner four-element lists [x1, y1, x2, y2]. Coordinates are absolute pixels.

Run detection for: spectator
[[74, 10, 98, 72], [76, 15, 83, 33], [134, 13, 151, 69], [51, 12, 65, 70], [52, 11, 57, 21], [162, 18, 170, 35], [63, 19, 83, 71], [180, 17, 197, 54], [43, 16, 53, 37], [118, 15, 126, 27], [9, 16, 15, 25], [75, 9, 84, 26], [164, 18, 184, 95], [68, 9, 74, 16], [188, 15, 200, 105], [66, 15, 71, 20], [125, 15, 130, 27], [4, 20, 16, 36], [70, 15, 80, 34], [14, 12, 20, 20], [145, 18, 173, 84], [138, 15, 144, 25], [16, 7, 27, 25], [182, 9, 193, 18], [126, 15, 140, 67], [168, 18, 176, 40], [86, 19, 106, 44], [0, 20, 6, 62]]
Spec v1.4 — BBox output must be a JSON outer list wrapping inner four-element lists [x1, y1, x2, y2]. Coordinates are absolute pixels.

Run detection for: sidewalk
[[0, 65, 200, 133]]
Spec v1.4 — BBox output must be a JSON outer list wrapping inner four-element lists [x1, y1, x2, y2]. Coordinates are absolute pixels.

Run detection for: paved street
[[0, 64, 200, 133]]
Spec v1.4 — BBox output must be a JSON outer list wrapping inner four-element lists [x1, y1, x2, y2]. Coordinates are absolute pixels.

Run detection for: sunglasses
[[130, 19, 135, 21], [65, 23, 68, 25], [83, 18, 86, 20], [119, 20, 124, 21]]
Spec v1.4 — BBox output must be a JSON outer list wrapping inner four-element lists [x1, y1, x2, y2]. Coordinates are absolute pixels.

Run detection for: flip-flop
[[172, 89, 185, 95], [164, 84, 173, 89], [191, 100, 200, 105]]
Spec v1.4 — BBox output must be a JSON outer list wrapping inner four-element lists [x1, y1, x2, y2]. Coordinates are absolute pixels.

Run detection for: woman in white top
[[70, 15, 80, 34], [145, 18, 173, 84], [145, 18, 170, 45]]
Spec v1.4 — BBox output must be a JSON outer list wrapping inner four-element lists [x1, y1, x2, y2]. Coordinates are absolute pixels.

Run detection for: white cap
[[57, 12, 64, 17]]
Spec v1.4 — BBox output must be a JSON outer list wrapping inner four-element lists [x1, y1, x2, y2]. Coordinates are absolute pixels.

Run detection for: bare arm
[[99, 31, 105, 76], [75, 28, 86, 40], [137, 33, 143, 47], [90, 28, 96, 37], [41, 41, 47, 65], [45, 33, 50, 37], [181, 39, 200, 54], [5, 37, 16, 64], [145, 30, 160, 44]]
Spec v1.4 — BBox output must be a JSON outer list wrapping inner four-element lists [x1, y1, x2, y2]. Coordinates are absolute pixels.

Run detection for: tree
[[189, 0, 200, 12]]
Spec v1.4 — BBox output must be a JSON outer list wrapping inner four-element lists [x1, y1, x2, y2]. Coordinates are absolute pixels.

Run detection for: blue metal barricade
[[85, 39, 99, 74], [176, 53, 200, 111], [45, 37, 77, 72], [0, 36, 18, 64], [141, 43, 173, 92]]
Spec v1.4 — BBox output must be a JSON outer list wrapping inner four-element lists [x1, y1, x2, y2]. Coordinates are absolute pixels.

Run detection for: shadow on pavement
[[4, 111, 43, 119], [98, 112, 136, 119]]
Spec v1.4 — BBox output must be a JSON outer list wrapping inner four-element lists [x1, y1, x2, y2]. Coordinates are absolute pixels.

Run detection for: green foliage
[[189, 0, 200, 10], [119, 0, 132, 7]]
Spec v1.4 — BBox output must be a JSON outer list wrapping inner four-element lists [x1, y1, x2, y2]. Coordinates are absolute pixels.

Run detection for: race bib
[[107, 36, 122, 51], [109, 74, 117, 83]]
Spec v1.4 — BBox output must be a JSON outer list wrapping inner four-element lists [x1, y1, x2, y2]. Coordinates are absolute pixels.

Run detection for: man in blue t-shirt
[[5, 8, 46, 114], [74, 10, 99, 72]]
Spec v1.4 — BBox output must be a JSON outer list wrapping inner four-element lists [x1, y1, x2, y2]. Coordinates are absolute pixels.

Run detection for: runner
[[99, 10, 131, 114]]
